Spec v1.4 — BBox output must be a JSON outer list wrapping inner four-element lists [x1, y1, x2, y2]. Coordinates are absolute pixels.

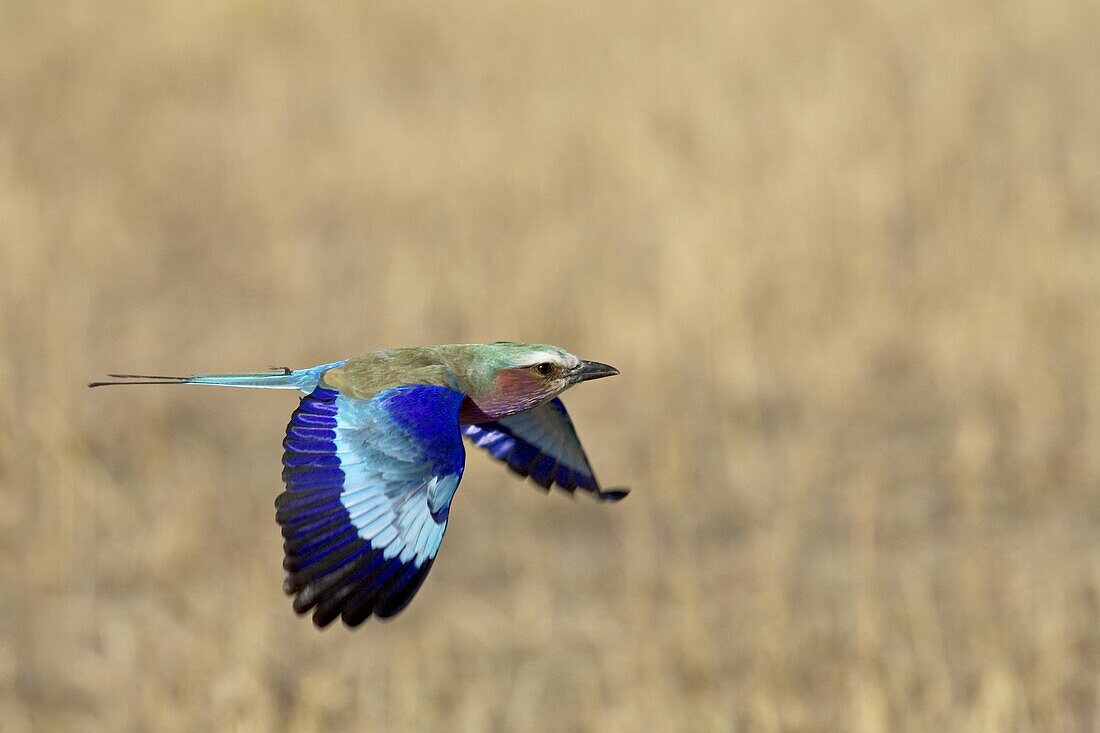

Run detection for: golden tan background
[[2, 1, 1098, 730]]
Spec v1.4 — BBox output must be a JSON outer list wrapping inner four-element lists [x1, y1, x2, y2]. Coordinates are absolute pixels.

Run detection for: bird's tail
[[88, 361, 346, 394]]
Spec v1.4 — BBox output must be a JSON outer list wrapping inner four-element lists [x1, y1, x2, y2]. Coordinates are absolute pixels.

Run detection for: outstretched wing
[[277, 384, 467, 627], [462, 398, 627, 501]]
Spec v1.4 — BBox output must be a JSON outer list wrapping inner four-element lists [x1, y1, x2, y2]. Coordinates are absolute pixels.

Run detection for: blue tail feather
[[88, 361, 346, 393]]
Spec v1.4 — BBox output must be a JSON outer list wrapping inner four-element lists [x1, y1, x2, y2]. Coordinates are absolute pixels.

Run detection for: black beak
[[570, 360, 620, 383]]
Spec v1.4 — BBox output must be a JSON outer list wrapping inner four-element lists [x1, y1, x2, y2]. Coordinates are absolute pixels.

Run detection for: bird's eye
[[534, 362, 554, 376]]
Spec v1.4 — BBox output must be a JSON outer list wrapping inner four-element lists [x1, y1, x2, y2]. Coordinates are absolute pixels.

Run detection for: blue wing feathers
[[277, 384, 466, 627], [289, 412, 337, 428], [285, 532, 359, 575], [530, 455, 558, 488], [462, 398, 626, 501], [277, 386, 623, 626], [375, 561, 434, 618], [286, 543, 369, 589], [488, 439, 515, 460], [382, 386, 467, 469]]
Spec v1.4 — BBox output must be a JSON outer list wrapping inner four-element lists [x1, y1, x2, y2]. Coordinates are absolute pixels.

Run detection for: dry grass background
[[1, 1, 1098, 730]]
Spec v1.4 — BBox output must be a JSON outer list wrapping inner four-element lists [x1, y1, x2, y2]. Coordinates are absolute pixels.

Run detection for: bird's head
[[454, 342, 619, 421]]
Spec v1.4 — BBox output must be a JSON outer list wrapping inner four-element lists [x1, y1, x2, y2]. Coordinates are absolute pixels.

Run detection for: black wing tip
[[284, 546, 435, 629], [504, 460, 629, 502]]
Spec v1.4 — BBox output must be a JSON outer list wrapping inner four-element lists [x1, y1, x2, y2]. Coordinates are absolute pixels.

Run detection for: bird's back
[[320, 346, 460, 400]]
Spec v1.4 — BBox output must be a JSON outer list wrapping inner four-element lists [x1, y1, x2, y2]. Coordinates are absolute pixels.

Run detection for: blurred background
[[1, 1, 1098, 731]]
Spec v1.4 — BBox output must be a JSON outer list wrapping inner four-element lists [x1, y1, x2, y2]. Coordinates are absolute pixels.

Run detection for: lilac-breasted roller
[[90, 343, 627, 627]]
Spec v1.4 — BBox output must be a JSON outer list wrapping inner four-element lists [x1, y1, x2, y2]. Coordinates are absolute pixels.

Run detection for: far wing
[[462, 398, 627, 501], [277, 384, 466, 627]]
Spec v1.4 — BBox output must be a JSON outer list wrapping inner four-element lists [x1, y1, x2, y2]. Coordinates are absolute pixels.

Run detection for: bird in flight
[[90, 343, 627, 628]]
